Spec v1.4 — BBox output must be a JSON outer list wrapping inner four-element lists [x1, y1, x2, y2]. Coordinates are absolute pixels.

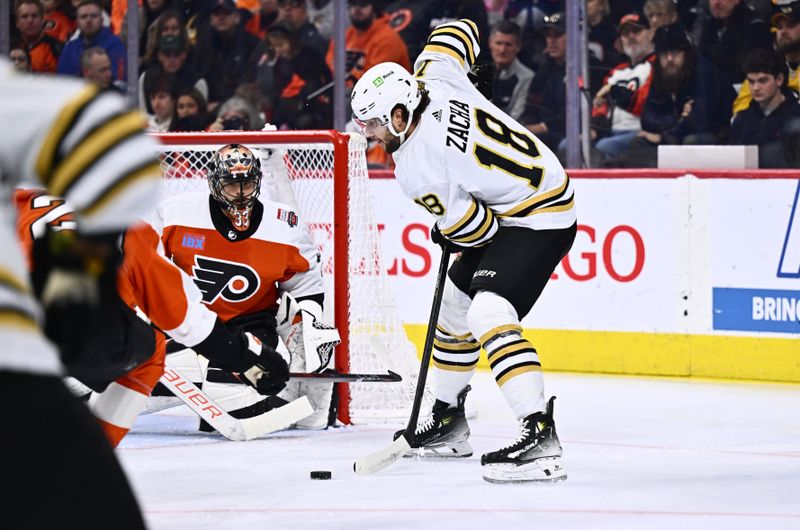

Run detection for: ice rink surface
[[118, 371, 800, 530]]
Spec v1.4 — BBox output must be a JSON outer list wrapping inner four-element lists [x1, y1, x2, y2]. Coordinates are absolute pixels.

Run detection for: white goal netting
[[153, 131, 430, 424]]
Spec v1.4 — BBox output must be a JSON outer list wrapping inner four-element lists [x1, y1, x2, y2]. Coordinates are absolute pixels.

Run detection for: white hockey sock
[[467, 291, 546, 419], [432, 326, 479, 406], [431, 277, 476, 406]]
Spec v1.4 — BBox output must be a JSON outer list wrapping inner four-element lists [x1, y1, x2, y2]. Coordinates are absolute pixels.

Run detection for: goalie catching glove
[[275, 292, 340, 373]]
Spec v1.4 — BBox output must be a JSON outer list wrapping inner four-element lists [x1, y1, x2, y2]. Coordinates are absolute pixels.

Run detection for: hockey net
[[152, 131, 429, 424]]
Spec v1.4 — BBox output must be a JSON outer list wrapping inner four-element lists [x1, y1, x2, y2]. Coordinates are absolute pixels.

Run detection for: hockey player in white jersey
[[351, 19, 576, 483], [0, 59, 160, 527]]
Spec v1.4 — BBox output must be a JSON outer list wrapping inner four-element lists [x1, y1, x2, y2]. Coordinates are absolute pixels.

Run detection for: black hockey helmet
[[208, 144, 262, 211]]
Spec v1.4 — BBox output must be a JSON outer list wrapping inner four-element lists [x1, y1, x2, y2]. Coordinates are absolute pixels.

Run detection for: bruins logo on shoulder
[[192, 256, 260, 304], [277, 208, 298, 227]]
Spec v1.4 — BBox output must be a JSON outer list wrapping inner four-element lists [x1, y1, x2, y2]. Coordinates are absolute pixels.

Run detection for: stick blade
[[353, 435, 412, 475], [240, 396, 314, 440]]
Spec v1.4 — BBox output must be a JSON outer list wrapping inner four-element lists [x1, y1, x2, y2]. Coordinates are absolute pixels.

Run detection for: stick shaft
[[403, 248, 451, 436], [289, 370, 401, 383]]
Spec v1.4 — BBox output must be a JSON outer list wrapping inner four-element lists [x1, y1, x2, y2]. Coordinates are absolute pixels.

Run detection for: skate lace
[[499, 419, 543, 451], [416, 415, 437, 435]]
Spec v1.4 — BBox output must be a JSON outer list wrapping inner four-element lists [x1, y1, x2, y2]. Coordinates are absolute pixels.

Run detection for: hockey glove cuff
[[431, 224, 467, 251]]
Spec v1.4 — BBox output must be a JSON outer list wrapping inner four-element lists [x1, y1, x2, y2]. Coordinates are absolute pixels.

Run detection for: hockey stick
[[290, 370, 402, 383], [144, 368, 401, 416], [159, 363, 314, 441], [354, 247, 451, 475]]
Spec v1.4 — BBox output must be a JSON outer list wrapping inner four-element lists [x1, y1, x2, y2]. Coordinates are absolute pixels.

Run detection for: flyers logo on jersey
[[277, 208, 298, 227], [192, 256, 261, 304]]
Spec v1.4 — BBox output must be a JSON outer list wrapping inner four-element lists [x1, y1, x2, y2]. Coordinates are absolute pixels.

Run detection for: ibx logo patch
[[277, 208, 298, 227], [192, 255, 260, 304], [181, 233, 205, 250]]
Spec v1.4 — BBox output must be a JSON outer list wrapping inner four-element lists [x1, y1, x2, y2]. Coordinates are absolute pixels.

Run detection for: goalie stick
[[289, 370, 401, 383], [159, 361, 314, 441], [143, 368, 400, 415], [354, 247, 452, 475]]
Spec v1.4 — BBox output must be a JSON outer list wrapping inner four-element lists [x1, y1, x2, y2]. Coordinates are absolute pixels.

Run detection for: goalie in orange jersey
[[138, 143, 339, 430], [14, 187, 292, 447]]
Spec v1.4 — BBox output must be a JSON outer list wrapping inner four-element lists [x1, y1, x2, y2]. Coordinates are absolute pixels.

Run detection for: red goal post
[[152, 130, 428, 424]]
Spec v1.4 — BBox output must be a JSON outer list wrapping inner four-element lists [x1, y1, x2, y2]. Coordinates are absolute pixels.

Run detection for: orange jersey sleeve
[[118, 222, 217, 347]]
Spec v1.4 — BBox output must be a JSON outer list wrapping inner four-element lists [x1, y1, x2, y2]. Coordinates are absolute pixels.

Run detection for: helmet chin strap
[[387, 106, 414, 144]]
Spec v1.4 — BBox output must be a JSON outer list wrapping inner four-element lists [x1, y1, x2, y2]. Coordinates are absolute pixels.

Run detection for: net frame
[[152, 130, 425, 424]]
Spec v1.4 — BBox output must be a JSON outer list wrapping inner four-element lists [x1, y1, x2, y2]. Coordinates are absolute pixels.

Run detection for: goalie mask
[[351, 62, 421, 143], [208, 144, 262, 217]]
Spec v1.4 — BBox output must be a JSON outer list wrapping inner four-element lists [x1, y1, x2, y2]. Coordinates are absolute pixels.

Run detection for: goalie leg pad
[[295, 381, 333, 429]]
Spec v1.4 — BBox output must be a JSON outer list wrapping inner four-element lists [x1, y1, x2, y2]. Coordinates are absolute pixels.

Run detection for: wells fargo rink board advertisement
[[368, 170, 800, 383]]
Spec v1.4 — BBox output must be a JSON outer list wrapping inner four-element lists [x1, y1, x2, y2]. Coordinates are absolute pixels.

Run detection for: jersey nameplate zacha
[[394, 20, 575, 249]]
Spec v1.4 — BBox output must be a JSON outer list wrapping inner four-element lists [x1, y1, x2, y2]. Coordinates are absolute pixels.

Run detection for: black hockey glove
[[240, 333, 290, 395], [431, 224, 467, 252], [192, 319, 289, 395], [468, 62, 494, 100], [31, 227, 157, 391]]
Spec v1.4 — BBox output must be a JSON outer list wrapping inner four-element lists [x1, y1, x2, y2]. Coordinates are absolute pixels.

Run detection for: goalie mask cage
[[153, 131, 430, 424]]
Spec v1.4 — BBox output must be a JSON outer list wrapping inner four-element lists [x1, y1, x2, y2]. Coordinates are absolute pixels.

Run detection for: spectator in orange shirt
[[14, 0, 64, 73], [325, 0, 411, 92], [42, 0, 76, 42], [245, 0, 280, 39]]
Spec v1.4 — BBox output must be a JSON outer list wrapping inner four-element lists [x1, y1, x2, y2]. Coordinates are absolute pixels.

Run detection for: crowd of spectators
[[7, 0, 800, 167]]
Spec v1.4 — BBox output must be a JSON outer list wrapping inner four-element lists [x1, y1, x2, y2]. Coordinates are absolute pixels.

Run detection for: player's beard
[[382, 134, 402, 154], [622, 40, 650, 63], [777, 35, 800, 55]]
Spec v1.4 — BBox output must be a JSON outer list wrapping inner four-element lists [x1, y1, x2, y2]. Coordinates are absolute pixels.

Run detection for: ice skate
[[481, 396, 567, 483], [395, 385, 472, 458]]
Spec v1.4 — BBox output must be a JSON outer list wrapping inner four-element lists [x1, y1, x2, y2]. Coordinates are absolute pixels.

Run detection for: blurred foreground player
[[351, 20, 576, 483], [0, 59, 160, 528]]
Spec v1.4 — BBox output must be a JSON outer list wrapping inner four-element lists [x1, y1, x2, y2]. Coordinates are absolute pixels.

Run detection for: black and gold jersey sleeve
[[419, 19, 481, 73], [1, 69, 161, 234], [0, 61, 161, 375], [439, 195, 498, 247]]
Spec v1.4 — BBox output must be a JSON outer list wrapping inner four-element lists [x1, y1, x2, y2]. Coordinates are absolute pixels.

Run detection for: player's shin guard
[[432, 278, 478, 406], [467, 291, 545, 418], [90, 334, 167, 447]]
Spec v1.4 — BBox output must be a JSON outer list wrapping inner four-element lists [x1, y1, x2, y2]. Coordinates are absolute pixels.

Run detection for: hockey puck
[[310, 470, 332, 480]]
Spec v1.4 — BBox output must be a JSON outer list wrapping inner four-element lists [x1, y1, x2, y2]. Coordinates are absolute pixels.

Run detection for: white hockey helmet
[[351, 62, 421, 139]]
